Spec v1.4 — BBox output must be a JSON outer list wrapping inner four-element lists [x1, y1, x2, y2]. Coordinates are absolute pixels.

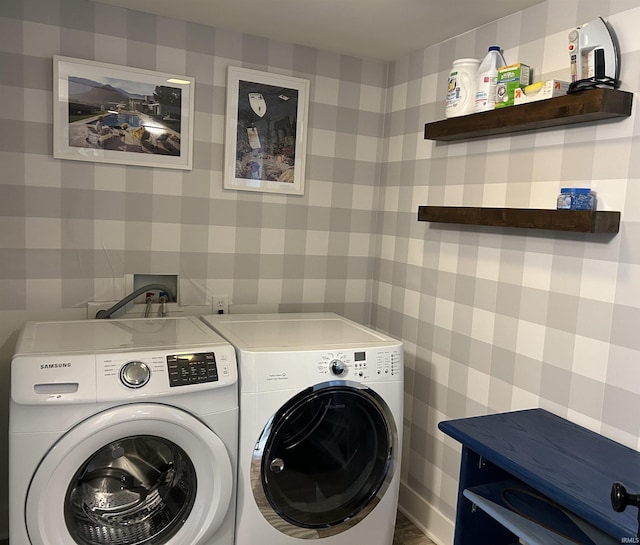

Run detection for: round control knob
[[330, 359, 346, 376], [120, 361, 151, 388]]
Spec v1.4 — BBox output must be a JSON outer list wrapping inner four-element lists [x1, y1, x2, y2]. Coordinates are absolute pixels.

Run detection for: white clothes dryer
[[10, 316, 238, 545], [200, 313, 403, 545]]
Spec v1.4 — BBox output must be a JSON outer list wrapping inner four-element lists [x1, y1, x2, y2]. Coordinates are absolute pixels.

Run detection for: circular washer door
[[26, 403, 233, 545], [251, 381, 397, 538]]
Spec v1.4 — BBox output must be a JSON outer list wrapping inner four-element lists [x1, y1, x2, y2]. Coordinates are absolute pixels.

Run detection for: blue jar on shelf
[[556, 188, 595, 210]]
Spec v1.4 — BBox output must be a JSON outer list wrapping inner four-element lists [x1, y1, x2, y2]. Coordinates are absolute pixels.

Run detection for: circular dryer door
[[26, 404, 233, 545], [251, 381, 397, 538]]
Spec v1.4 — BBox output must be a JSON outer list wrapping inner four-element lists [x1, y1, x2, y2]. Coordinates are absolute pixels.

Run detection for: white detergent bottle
[[445, 58, 480, 118], [474, 46, 506, 112]]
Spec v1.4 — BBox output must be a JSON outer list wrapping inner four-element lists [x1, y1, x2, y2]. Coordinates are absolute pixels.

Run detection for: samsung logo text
[[40, 363, 72, 369]]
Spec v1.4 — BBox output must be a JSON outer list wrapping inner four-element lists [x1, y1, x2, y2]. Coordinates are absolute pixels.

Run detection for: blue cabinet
[[439, 409, 640, 544]]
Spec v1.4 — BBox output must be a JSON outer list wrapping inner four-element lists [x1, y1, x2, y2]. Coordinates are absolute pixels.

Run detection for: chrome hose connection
[[144, 293, 153, 318], [159, 293, 168, 318]]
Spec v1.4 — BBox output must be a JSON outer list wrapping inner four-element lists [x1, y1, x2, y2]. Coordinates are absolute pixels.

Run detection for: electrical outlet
[[213, 295, 229, 315]]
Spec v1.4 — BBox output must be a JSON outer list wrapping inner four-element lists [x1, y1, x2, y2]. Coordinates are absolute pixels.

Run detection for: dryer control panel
[[321, 349, 402, 381], [249, 346, 403, 392]]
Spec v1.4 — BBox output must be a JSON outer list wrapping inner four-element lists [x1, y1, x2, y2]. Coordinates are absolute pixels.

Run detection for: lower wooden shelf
[[417, 206, 620, 234], [463, 480, 614, 545]]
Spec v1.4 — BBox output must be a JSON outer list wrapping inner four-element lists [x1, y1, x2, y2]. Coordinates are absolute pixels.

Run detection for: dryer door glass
[[254, 384, 395, 530], [64, 435, 197, 545]]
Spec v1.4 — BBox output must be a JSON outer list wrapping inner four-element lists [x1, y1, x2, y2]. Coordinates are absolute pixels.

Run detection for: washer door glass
[[26, 404, 234, 545], [253, 383, 396, 531], [65, 435, 196, 545]]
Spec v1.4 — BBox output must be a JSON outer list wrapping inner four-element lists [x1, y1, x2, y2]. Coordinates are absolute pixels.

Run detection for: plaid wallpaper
[[0, 0, 387, 324], [2, 0, 640, 543], [0, 0, 387, 537], [379, 1, 640, 540]]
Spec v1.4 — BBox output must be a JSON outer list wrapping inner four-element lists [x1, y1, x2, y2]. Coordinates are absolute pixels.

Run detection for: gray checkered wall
[[4, 0, 640, 542], [379, 1, 640, 540], [0, 1, 387, 537], [0, 0, 387, 326]]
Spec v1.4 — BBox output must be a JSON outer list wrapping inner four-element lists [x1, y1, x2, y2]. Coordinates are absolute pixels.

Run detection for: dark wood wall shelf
[[424, 88, 633, 141], [418, 206, 620, 233]]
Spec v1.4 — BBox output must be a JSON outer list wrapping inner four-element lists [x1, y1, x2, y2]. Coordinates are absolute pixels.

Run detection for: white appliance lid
[[201, 313, 399, 350], [15, 316, 228, 355]]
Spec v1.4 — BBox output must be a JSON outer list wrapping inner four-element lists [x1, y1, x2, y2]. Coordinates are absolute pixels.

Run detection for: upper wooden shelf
[[418, 206, 620, 233], [424, 88, 633, 142]]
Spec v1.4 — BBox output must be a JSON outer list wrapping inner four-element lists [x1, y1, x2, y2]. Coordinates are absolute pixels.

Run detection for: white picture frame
[[53, 56, 195, 170], [224, 66, 309, 195]]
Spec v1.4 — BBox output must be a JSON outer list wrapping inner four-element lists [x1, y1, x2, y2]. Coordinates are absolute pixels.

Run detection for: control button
[[330, 359, 346, 376], [120, 361, 151, 388]]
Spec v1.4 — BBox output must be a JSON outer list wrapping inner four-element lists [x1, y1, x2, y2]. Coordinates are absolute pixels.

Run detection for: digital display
[[354, 351, 366, 362], [167, 352, 218, 387]]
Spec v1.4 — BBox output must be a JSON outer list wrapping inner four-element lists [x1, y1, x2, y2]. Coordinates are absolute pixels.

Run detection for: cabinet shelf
[[424, 88, 633, 141], [418, 206, 620, 234], [462, 480, 615, 545]]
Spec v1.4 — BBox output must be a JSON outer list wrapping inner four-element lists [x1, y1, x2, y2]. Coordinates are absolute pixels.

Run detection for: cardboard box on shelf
[[513, 80, 570, 105], [495, 63, 532, 108]]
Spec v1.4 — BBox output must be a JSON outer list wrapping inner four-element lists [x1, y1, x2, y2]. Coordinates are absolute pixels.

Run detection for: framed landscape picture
[[53, 56, 195, 170], [224, 66, 309, 195]]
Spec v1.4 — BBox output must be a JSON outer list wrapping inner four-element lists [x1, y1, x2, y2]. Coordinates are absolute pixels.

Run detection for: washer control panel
[[166, 352, 218, 387], [93, 344, 236, 401], [13, 346, 237, 404], [107, 351, 224, 390]]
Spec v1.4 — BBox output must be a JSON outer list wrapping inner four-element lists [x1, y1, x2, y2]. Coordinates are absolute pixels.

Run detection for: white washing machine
[[10, 316, 238, 545], [200, 312, 403, 545]]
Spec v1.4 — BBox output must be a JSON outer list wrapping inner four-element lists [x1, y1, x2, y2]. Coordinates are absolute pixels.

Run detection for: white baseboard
[[398, 481, 454, 545]]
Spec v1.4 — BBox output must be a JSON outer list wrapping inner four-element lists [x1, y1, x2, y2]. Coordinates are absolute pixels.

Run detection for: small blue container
[[556, 188, 595, 210]]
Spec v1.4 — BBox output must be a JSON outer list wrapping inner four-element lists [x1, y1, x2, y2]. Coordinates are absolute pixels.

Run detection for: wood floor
[[0, 512, 432, 545], [393, 511, 436, 545]]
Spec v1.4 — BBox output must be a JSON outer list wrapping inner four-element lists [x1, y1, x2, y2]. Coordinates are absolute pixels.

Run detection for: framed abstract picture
[[53, 56, 195, 170], [224, 66, 309, 195]]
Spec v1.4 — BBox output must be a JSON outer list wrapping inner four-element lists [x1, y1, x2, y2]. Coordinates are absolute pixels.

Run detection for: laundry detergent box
[[514, 79, 570, 105], [495, 63, 532, 108]]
